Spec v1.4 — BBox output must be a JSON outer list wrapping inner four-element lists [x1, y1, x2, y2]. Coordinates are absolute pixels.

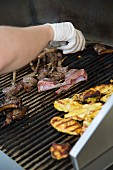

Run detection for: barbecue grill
[[0, 0, 113, 170]]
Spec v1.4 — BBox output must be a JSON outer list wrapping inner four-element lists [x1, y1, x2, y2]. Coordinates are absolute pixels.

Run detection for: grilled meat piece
[[55, 69, 88, 94], [30, 48, 61, 73], [2, 82, 24, 97], [2, 106, 28, 127], [0, 96, 22, 112], [94, 43, 113, 55], [94, 44, 107, 54], [30, 48, 68, 82], [38, 78, 65, 92], [48, 71, 65, 81], [72, 90, 101, 103], [2, 73, 37, 96], [10, 106, 28, 120], [38, 68, 48, 80], [50, 142, 71, 160], [50, 116, 82, 135], [22, 75, 37, 92]]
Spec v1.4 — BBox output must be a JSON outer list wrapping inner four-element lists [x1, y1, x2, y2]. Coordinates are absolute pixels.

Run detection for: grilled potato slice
[[50, 116, 82, 135]]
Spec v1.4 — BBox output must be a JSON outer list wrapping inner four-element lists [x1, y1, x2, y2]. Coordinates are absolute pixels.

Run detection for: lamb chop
[[0, 96, 22, 112], [30, 48, 66, 81], [30, 48, 60, 73], [22, 74, 37, 92], [2, 106, 28, 127], [2, 81, 24, 97], [2, 73, 37, 96]]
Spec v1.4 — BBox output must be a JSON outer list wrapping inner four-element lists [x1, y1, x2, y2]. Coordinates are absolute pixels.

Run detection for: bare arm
[[0, 22, 85, 74], [0, 25, 54, 74]]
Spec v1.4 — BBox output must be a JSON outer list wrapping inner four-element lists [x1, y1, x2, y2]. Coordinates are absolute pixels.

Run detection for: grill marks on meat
[[50, 142, 71, 160], [50, 116, 82, 135], [54, 98, 74, 112], [54, 98, 102, 121]]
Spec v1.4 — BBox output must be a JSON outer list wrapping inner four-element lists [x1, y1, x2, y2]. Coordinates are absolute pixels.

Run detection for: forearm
[[0, 25, 54, 74]]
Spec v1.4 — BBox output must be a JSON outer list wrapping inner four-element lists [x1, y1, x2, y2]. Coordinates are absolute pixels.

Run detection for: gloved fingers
[[72, 29, 85, 52], [57, 38, 76, 51], [60, 30, 85, 54], [76, 29, 86, 51]]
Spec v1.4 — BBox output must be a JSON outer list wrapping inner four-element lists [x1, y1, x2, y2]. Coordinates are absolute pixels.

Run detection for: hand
[[48, 22, 85, 54]]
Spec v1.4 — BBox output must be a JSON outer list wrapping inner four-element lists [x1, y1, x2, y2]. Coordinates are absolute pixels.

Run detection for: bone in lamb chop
[[30, 48, 68, 81], [35, 48, 88, 93]]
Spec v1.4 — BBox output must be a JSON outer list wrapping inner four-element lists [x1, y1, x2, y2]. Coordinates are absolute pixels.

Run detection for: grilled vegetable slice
[[54, 98, 73, 112], [50, 116, 82, 135], [100, 94, 112, 103], [54, 98, 82, 112], [64, 103, 102, 121]]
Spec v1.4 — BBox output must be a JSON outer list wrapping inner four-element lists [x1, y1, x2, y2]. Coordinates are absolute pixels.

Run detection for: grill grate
[[0, 44, 113, 170]]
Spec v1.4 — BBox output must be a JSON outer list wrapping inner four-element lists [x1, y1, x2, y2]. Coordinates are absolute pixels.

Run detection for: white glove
[[48, 22, 86, 54]]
